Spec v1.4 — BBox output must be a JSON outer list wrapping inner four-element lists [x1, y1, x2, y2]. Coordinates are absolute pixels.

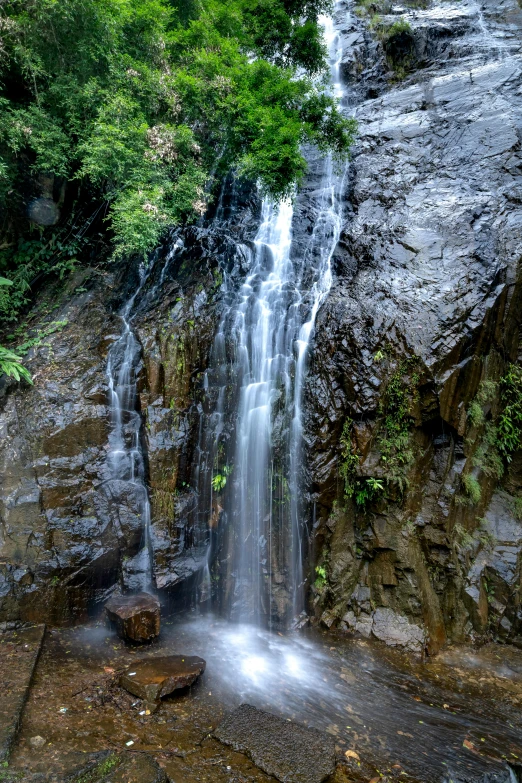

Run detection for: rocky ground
[[2, 619, 522, 783]]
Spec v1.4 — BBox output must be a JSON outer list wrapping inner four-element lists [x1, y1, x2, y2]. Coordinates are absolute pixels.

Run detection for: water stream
[[105, 268, 154, 593], [193, 3, 349, 628]]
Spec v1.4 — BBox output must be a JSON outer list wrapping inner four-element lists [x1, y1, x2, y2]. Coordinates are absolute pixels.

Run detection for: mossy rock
[[65, 751, 167, 783]]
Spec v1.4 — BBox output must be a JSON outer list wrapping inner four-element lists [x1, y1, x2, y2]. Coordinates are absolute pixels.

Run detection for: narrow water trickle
[[105, 267, 154, 593], [195, 5, 350, 627]]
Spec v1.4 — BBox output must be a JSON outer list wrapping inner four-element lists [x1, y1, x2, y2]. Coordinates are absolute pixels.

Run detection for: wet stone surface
[[214, 703, 336, 783], [0, 625, 45, 762], [63, 750, 168, 783], [4, 617, 522, 783], [105, 593, 160, 643], [120, 655, 206, 705]]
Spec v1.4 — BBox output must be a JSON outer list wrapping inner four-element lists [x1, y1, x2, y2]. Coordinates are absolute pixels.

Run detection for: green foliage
[[452, 522, 474, 551], [338, 357, 420, 510], [472, 422, 504, 480], [370, 16, 415, 77], [212, 464, 232, 493], [339, 419, 383, 506], [0, 344, 32, 384], [512, 495, 522, 522], [376, 357, 419, 492], [467, 380, 497, 428], [0, 227, 87, 327], [460, 473, 482, 506], [464, 366, 522, 496], [478, 530, 497, 551], [0, 0, 356, 273], [497, 364, 522, 461], [376, 19, 413, 40], [314, 564, 327, 590], [468, 399, 485, 429], [339, 418, 360, 496], [353, 477, 384, 507], [353, 0, 392, 17]]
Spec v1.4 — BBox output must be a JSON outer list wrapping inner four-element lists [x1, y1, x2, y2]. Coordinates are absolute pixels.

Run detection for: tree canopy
[[0, 0, 355, 364]]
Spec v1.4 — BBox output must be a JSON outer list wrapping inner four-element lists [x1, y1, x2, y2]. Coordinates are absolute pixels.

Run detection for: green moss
[[314, 564, 330, 591], [453, 522, 474, 551], [472, 422, 504, 480], [76, 754, 121, 783], [460, 474, 482, 506]]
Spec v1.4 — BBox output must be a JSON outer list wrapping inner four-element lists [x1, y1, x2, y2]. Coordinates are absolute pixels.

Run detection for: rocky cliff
[[1, 0, 522, 654], [305, 0, 522, 652]]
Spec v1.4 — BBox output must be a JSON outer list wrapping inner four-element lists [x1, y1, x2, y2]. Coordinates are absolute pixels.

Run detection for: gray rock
[[214, 704, 336, 783], [371, 608, 426, 652]]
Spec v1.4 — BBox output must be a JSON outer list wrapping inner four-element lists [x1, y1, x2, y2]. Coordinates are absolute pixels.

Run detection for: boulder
[[120, 654, 206, 706], [371, 608, 425, 653], [105, 593, 160, 643], [214, 703, 336, 783]]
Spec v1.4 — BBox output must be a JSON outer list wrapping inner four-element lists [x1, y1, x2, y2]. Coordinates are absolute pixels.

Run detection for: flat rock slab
[[64, 750, 167, 782], [105, 592, 160, 643], [0, 625, 45, 762], [120, 655, 206, 703], [214, 704, 336, 783]]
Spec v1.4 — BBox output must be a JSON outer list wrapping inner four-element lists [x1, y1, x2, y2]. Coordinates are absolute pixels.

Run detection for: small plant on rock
[[497, 364, 522, 460], [212, 465, 232, 493], [460, 474, 482, 506], [314, 565, 327, 590]]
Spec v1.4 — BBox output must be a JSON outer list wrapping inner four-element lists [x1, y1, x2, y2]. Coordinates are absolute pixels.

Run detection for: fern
[[0, 345, 32, 384]]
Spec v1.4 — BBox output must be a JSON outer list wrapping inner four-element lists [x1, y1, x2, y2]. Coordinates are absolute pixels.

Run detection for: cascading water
[[195, 3, 349, 627], [105, 268, 154, 593]]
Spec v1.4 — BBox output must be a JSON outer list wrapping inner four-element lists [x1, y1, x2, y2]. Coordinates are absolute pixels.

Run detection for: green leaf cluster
[[0, 0, 356, 266], [497, 364, 522, 460], [375, 357, 419, 492], [465, 365, 522, 486]]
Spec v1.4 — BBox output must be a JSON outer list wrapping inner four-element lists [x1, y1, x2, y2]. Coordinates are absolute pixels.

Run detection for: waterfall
[[105, 266, 154, 593], [196, 3, 349, 626]]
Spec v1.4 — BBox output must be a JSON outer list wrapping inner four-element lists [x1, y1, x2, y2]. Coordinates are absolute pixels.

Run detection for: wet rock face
[[105, 593, 160, 643], [119, 654, 206, 703], [0, 185, 261, 624], [303, 0, 522, 650]]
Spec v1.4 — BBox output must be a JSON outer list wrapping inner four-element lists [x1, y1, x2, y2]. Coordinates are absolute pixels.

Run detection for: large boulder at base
[[120, 655, 206, 705], [105, 593, 160, 643], [214, 703, 336, 783]]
